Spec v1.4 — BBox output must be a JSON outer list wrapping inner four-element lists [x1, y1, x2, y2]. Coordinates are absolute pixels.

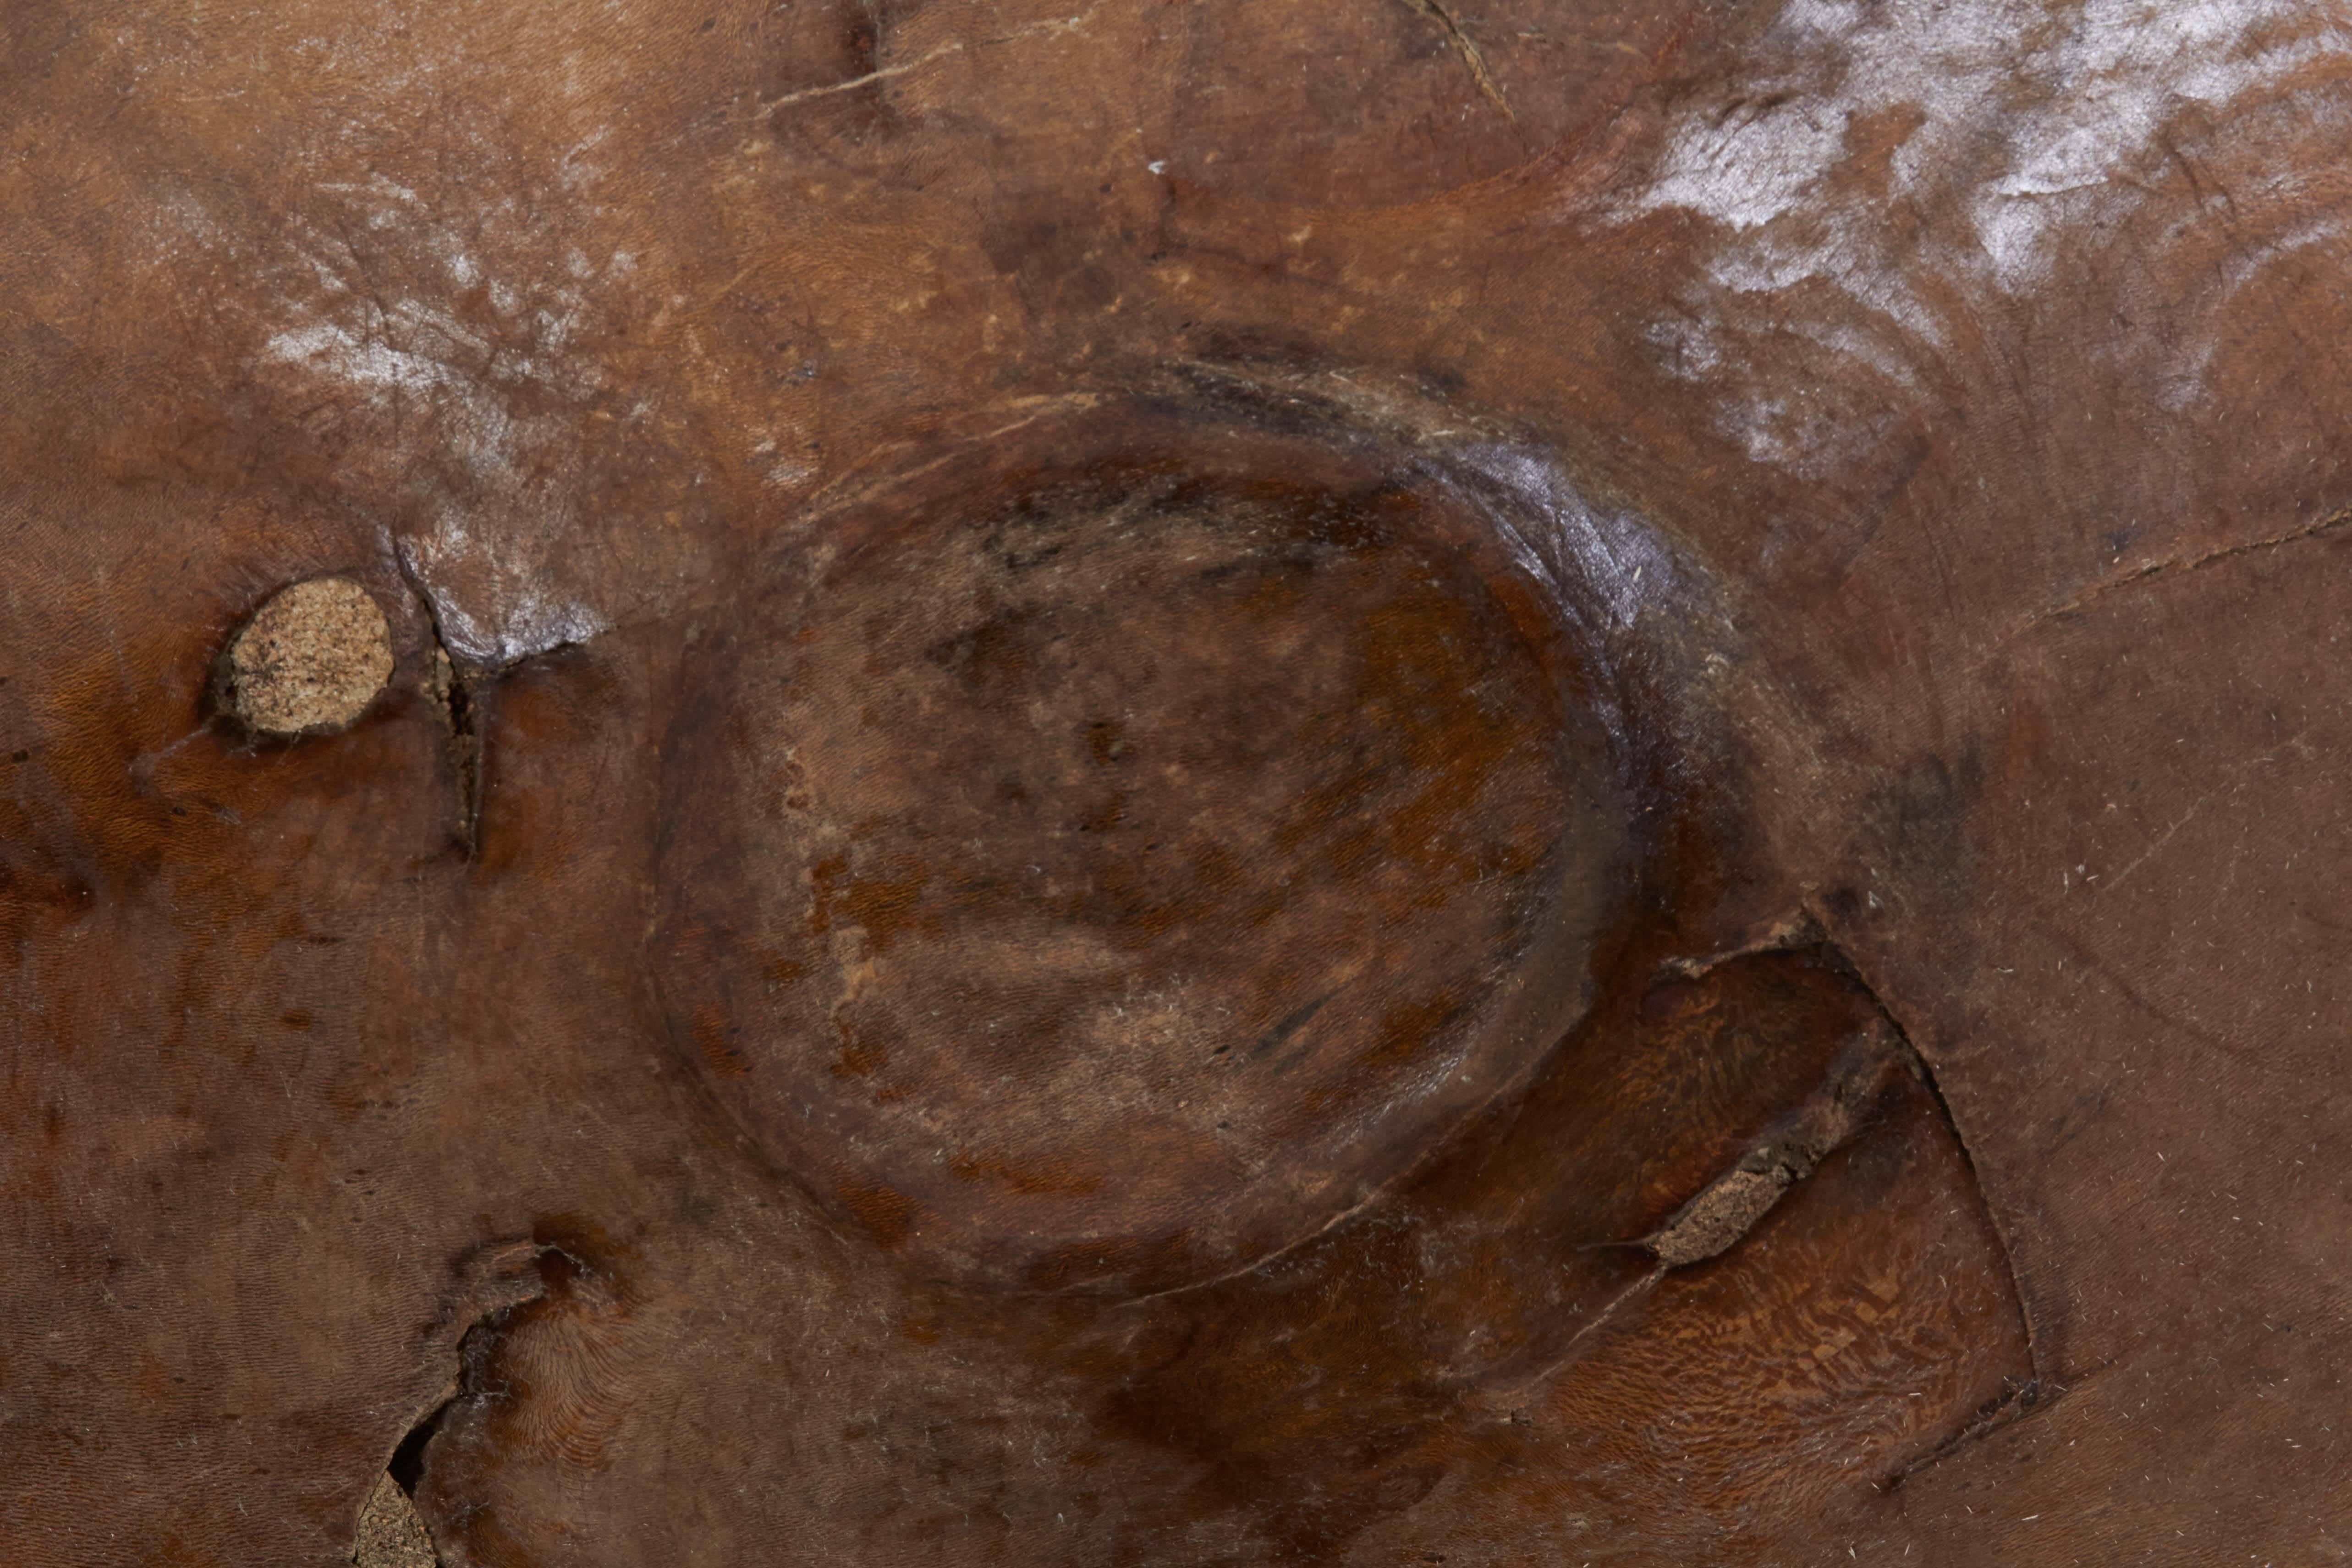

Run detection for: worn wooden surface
[[4, 1, 2350, 1563]]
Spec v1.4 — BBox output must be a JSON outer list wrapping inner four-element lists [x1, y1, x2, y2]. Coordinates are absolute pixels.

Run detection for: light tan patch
[[352, 1474, 438, 1568], [228, 576, 392, 734], [1649, 1167, 1788, 1268]]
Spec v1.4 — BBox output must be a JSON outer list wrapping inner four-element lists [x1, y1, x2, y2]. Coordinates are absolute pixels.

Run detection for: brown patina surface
[[4, 2, 2350, 1564]]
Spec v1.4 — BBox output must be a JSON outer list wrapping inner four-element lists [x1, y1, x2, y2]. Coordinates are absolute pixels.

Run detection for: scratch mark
[[754, 41, 967, 113], [2101, 725, 2310, 896], [2099, 796, 2207, 896], [1471, 1268, 1661, 1408], [1878, 1376, 2043, 1491], [2013, 503, 2352, 636], [1399, 0, 1517, 123], [1657, 907, 1825, 980], [751, 3, 1108, 118], [2039, 923, 2290, 1080]]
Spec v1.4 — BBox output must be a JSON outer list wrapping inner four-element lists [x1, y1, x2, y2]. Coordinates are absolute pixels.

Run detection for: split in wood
[[1642, 1024, 1910, 1269]]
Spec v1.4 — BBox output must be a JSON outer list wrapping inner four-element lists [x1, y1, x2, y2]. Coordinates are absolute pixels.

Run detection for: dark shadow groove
[[1810, 933, 2041, 1382], [389, 1397, 454, 1497], [1799, 926, 2055, 1487]]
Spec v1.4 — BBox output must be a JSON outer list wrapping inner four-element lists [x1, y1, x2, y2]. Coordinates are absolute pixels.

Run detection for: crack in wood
[[1807, 924, 2044, 1387], [1482, 933, 2042, 1471], [1642, 1022, 1904, 1268], [391, 552, 483, 856], [2006, 502, 2352, 641], [1795, 925, 2058, 1486]]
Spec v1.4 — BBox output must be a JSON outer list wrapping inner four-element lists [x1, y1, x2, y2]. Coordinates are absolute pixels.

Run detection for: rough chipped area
[[352, 1475, 438, 1568], [1649, 1167, 1787, 1268], [1646, 1020, 1910, 1268], [227, 577, 393, 735]]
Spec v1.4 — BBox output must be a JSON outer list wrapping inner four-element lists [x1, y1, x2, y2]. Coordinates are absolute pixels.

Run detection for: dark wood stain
[[5, 3, 2346, 1563]]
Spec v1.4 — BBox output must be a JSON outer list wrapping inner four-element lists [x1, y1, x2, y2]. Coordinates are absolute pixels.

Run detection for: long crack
[[1797, 922, 2057, 1487], [423, 645, 481, 855], [352, 1241, 561, 1566], [2006, 502, 2352, 640], [1805, 921, 2044, 1389], [390, 550, 482, 855]]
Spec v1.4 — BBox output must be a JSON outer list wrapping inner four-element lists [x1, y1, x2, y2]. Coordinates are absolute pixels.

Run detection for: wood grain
[[4, 1, 2348, 1563]]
